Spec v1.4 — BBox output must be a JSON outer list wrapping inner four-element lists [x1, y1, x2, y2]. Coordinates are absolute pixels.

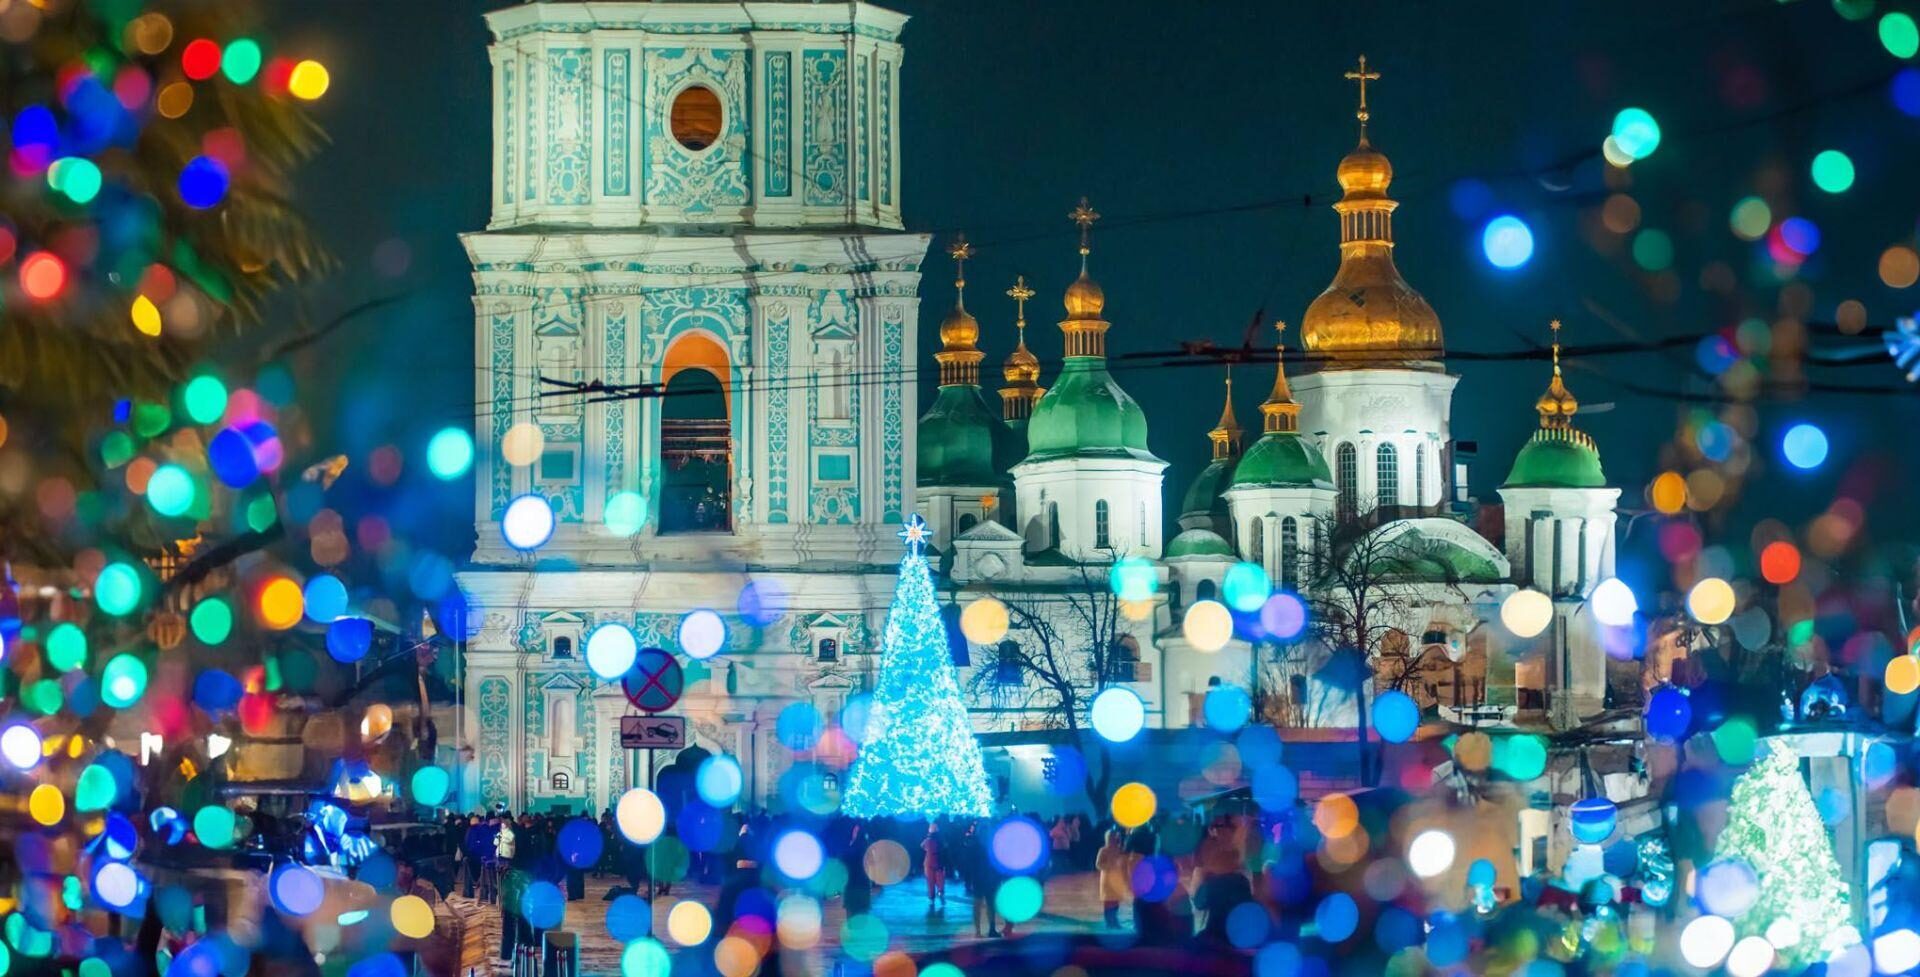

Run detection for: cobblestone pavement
[[472, 870, 1115, 975]]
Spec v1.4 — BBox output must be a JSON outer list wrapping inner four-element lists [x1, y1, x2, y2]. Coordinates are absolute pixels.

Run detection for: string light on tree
[[839, 515, 994, 819]]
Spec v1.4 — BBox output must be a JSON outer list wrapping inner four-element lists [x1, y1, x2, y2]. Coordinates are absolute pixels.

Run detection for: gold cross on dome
[[1007, 275, 1035, 327], [1069, 197, 1100, 255], [1345, 54, 1381, 126], [1549, 318, 1563, 375]]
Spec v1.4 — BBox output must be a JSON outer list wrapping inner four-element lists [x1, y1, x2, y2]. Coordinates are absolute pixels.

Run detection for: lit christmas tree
[[840, 515, 994, 819], [1711, 742, 1854, 965]]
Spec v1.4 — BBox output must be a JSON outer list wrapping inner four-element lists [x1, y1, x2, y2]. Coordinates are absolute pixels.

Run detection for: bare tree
[[962, 549, 1134, 810], [1298, 506, 1477, 785]]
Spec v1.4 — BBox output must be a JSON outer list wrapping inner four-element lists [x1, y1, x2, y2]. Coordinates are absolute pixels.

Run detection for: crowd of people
[[426, 803, 1285, 955]]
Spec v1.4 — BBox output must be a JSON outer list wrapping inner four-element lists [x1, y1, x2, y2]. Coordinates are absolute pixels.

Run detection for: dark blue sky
[[264, 0, 1920, 565]]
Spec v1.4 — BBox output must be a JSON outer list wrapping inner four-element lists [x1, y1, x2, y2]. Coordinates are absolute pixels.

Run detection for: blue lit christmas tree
[[841, 515, 994, 819]]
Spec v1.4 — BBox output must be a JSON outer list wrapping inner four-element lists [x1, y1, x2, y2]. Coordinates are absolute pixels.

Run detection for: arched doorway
[[660, 335, 732, 533]]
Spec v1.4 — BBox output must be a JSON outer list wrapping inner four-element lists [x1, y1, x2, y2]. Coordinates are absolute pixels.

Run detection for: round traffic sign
[[622, 647, 683, 713]]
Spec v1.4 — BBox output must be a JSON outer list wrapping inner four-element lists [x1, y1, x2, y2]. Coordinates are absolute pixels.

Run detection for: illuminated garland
[[840, 518, 993, 819]]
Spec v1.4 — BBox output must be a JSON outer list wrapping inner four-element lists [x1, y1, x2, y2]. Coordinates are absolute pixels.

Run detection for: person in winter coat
[[1095, 830, 1131, 929]]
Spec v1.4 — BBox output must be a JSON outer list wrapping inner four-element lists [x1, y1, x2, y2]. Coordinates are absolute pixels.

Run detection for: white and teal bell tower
[[468, 1, 930, 567], [456, 1, 930, 816]]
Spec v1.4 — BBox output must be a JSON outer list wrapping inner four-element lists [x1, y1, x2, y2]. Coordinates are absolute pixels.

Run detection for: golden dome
[[1003, 336, 1040, 384], [1335, 138, 1393, 197], [1299, 57, 1443, 368], [939, 305, 980, 349], [999, 275, 1045, 421], [1063, 271, 1105, 320]]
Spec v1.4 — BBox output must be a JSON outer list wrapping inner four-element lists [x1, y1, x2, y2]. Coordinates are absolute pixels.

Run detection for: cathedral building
[[454, 1, 1626, 822]]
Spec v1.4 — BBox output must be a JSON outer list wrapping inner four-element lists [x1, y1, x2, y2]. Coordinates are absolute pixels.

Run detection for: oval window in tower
[[670, 86, 724, 151]]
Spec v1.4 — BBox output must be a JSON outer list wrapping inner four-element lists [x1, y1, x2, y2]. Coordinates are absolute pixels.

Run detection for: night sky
[[262, 0, 1920, 577]]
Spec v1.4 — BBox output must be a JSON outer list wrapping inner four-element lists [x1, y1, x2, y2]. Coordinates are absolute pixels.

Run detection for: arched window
[[1377, 443, 1400, 507], [551, 635, 573, 659], [1137, 502, 1147, 548], [1280, 516, 1299, 589], [1094, 500, 1111, 549], [1249, 518, 1265, 566], [1196, 579, 1217, 602], [1336, 443, 1358, 518], [816, 637, 839, 662], [1047, 501, 1061, 550], [552, 772, 570, 790], [958, 513, 978, 535], [1414, 443, 1427, 507]]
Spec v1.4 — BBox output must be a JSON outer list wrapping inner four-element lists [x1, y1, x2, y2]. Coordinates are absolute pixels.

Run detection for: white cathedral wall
[[456, 566, 896, 813], [1292, 369, 1459, 512], [1496, 487, 1622, 598], [1010, 458, 1167, 559]]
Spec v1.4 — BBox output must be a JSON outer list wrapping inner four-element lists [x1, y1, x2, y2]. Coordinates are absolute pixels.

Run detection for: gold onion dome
[[1002, 277, 1041, 384], [1535, 321, 1579, 425], [1300, 56, 1444, 367], [934, 236, 985, 386], [1063, 271, 1106, 319]]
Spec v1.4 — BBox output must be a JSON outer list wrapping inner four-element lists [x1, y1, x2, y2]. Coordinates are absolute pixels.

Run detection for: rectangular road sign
[[619, 715, 686, 750]]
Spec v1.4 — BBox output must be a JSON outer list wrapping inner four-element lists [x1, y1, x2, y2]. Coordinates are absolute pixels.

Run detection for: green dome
[[1167, 528, 1234, 558], [1231, 432, 1332, 487], [1181, 458, 1235, 519], [1024, 359, 1159, 463], [1504, 428, 1606, 489], [918, 385, 1002, 486]]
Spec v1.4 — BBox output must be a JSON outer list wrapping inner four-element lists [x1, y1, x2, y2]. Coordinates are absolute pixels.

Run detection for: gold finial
[[1000, 275, 1045, 420], [1208, 366, 1243, 460], [936, 234, 983, 385], [1069, 197, 1100, 258], [1534, 319, 1579, 429], [948, 234, 975, 307], [1261, 321, 1301, 434], [1344, 54, 1381, 134]]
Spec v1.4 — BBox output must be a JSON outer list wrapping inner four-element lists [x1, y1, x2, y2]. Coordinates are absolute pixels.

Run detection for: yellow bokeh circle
[[1888, 656, 1920, 696], [1687, 577, 1737, 625], [1110, 782, 1157, 828], [29, 784, 65, 826], [1182, 599, 1233, 652], [502, 422, 545, 467], [667, 900, 713, 945], [959, 597, 1009, 645], [391, 895, 434, 938]]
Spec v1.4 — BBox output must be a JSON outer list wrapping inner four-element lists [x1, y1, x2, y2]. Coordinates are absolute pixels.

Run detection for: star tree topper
[[898, 513, 931, 554]]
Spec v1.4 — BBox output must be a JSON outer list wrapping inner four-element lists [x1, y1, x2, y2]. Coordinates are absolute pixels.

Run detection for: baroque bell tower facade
[[457, 2, 929, 815]]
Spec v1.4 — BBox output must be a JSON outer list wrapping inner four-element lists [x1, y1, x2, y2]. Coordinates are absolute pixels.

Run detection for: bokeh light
[[959, 596, 1009, 645], [1610, 107, 1661, 160], [1782, 422, 1829, 470], [1810, 149, 1855, 193], [1499, 588, 1553, 637], [502, 494, 556, 550], [1089, 687, 1145, 742], [1221, 561, 1272, 612], [1407, 829, 1455, 878], [1688, 577, 1737, 625], [616, 788, 665, 844], [605, 491, 647, 536], [1589, 577, 1637, 627], [426, 427, 474, 480], [1111, 782, 1157, 828], [586, 624, 640, 680], [1481, 214, 1534, 269], [678, 609, 726, 659], [1182, 599, 1233, 652]]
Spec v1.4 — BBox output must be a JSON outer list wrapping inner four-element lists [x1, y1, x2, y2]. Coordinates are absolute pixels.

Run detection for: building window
[[958, 513, 978, 535], [670, 85, 724, 151], [552, 635, 573, 659], [1337, 443, 1358, 518], [1094, 500, 1110, 549], [1376, 443, 1399, 507], [1280, 516, 1299, 590], [1288, 673, 1308, 722], [817, 637, 839, 662], [1249, 518, 1264, 566], [1196, 579, 1217, 602], [552, 772, 570, 791], [1137, 502, 1146, 547], [1047, 501, 1061, 550], [1414, 443, 1427, 507]]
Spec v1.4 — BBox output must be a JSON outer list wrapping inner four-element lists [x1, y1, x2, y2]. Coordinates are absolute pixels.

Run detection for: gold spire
[[1000, 274, 1045, 421], [1060, 197, 1110, 357], [1534, 319, 1580, 429], [1300, 57, 1444, 368], [1207, 366, 1243, 460], [936, 234, 984, 386], [1260, 322, 1301, 434]]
